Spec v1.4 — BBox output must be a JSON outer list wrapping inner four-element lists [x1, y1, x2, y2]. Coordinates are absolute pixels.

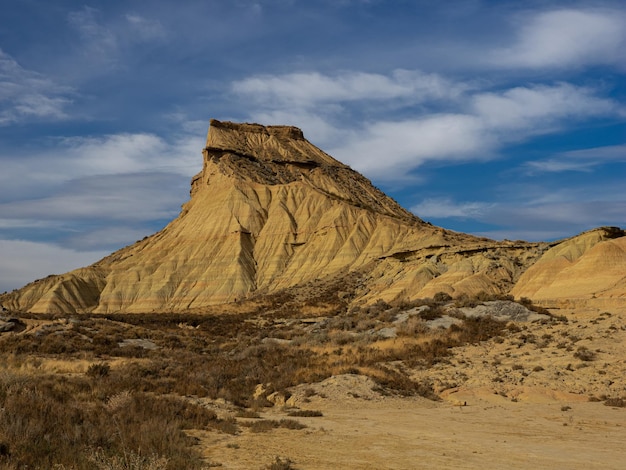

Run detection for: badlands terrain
[[0, 120, 624, 469]]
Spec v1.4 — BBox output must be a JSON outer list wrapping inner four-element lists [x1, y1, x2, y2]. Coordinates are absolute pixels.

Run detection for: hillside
[[1, 120, 624, 313]]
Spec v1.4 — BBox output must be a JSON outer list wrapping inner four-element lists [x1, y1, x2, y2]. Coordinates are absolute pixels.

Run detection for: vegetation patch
[[240, 419, 306, 433], [0, 291, 543, 467]]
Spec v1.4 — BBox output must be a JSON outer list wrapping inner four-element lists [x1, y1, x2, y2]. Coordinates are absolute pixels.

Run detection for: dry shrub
[[287, 410, 323, 417], [0, 373, 219, 469], [87, 447, 169, 470], [573, 346, 596, 361], [453, 316, 507, 344], [396, 317, 427, 336], [236, 410, 261, 419], [604, 397, 626, 407], [433, 292, 452, 303], [86, 362, 111, 378], [241, 419, 306, 433]]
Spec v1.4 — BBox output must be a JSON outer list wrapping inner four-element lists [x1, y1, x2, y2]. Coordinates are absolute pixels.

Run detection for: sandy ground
[[194, 306, 626, 469], [194, 389, 626, 469]]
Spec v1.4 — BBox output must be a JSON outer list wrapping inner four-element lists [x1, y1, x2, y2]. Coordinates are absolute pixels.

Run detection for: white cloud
[[232, 69, 466, 107], [472, 83, 618, 132], [0, 128, 203, 244], [0, 219, 62, 230], [59, 133, 166, 175], [330, 114, 493, 178], [0, 239, 108, 293], [0, 173, 187, 222], [525, 144, 626, 173], [232, 65, 622, 180], [411, 194, 626, 242], [125, 14, 167, 41], [411, 198, 494, 219], [490, 200, 626, 229], [476, 188, 624, 241], [490, 8, 626, 69], [67, 6, 118, 61], [66, 7, 169, 71], [0, 131, 203, 194], [0, 49, 72, 125], [324, 83, 621, 179]]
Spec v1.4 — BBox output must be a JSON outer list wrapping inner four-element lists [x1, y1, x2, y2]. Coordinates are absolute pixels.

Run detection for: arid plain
[[1, 121, 624, 469]]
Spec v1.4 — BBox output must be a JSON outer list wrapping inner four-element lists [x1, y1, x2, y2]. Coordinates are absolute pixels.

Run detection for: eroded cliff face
[[1, 120, 624, 313], [511, 227, 626, 310]]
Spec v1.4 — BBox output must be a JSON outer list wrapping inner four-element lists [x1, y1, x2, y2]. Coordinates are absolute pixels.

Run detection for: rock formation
[[1, 120, 624, 313], [511, 227, 626, 310]]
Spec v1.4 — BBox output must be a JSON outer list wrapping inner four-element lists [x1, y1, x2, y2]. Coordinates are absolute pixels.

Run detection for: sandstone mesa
[[1, 120, 624, 314]]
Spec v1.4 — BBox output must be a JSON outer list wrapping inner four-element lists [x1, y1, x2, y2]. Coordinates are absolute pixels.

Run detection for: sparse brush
[[395, 316, 427, 336], [604, 397, 626, 407], [87, 447, 169, 470], [573, 346, 596, 361], [87, 362, 111, 378], [241, 419, 306, 433], [287, 410, 323, 417], [0, 304, 527, 467], [0, 374, 218, 469]]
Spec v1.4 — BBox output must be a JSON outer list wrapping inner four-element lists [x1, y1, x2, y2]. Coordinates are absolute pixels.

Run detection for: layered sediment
[[1, 120, 624, 313]]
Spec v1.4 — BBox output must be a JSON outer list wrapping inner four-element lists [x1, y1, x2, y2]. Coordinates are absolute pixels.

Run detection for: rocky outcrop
[[1, 120, 624, 313]]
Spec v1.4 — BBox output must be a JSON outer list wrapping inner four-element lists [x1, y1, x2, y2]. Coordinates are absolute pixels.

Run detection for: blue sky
[[0, 0, 625, 292]]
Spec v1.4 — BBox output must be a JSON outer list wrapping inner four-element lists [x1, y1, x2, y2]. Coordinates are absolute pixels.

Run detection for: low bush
[[240, 419, 306, 433], [604, 397, 626, 407], [573, 346, 596, 361], [0, 373, 224, 469], [86, 362, 111, 378], [287, 410, 323, 417]]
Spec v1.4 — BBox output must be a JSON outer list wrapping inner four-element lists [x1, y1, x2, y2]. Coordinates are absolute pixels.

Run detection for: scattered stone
[[426, 315, 463, 330], [261, 337, 292, 346], [254, 384, 271, 400], [266, 391, 289, 407], [457, 301, 549, 323], [393, 305, 431, 324], [118, 338, 159, 350], [374, 327, 397, 339]]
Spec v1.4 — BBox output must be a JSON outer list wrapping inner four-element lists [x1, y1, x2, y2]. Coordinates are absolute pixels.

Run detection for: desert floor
[[195, 306, 626, 469], [195, 384, 626, 469]]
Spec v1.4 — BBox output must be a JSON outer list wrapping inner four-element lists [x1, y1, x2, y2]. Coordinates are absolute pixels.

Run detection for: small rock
[[374, 327, 397, 339], [267, 391, 288, 406]]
